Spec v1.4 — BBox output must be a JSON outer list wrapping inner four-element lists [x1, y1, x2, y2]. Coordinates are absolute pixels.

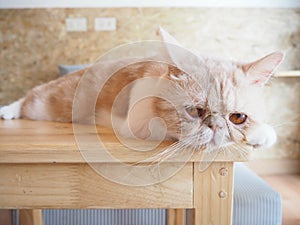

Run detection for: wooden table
[[0, 120, 249, 225]]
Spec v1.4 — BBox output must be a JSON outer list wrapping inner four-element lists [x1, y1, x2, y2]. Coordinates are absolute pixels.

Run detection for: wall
[[0, 8, 299, 159], [262, 77, 299, 159]]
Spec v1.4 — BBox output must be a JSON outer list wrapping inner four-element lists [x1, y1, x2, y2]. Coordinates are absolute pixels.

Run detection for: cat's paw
[[246, 124, 277, 149], [0, 99, 23, 120]]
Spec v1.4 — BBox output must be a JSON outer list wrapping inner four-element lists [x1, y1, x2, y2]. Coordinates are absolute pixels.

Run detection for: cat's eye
[[229, 113, 248, 125], [185, 106, 206, 118]]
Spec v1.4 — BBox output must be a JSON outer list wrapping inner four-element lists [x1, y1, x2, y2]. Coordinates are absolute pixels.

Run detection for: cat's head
[[153, 28, 284, 150]]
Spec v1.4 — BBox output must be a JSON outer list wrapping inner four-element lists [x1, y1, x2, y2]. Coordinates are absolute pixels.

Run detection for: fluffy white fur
[[0, 98, 24, 120]]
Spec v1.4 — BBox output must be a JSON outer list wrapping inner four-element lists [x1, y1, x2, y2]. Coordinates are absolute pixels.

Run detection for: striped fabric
[[42, 209, 166, 225], [233, 163, 282, 225], [12, 163, 282, 225], [13, 209, 166, 225]]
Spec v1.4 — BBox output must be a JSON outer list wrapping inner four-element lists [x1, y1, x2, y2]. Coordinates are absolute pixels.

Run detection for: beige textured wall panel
[[0, 8, 299, 159], [253, 78, 300, 159]]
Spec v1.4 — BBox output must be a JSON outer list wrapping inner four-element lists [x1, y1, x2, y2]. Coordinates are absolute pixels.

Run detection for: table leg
[[19, 209, 43, 225], [194, 162, 234, 225], [167, 209, 185, 225]]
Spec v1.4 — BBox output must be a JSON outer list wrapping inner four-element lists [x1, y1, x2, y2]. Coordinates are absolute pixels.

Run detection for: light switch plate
[[94, 17, 116, 31], [66, 18, 87, 32]]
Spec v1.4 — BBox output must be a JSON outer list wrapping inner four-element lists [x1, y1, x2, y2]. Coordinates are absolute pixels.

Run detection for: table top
[[0, 119, 250, 164]]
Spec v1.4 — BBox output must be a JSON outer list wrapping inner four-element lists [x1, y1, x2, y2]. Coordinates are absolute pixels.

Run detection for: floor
[[261, 173, 300, 225], [0, 209, 11, 225]]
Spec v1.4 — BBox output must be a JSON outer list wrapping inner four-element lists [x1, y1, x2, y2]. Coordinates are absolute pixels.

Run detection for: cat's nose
[[203, 115, 223, 132], [208, 123, 218, 133]]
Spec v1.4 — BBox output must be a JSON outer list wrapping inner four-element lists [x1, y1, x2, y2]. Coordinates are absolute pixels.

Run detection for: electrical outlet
[[94, 17, 116, 31], [66, 18, 87, 32]]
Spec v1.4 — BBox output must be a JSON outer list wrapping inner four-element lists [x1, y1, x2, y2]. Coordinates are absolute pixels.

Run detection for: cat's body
[[0, 28, 283, 151]]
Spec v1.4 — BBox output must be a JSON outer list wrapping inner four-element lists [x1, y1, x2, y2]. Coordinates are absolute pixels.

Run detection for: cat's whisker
[[271, 115, 300, 129], [134, 139, 198, 182], [198, 145, 220, 171], [233, 128, 247, 143], [140, 140, 190, 165], [225, 143, 251, 160]]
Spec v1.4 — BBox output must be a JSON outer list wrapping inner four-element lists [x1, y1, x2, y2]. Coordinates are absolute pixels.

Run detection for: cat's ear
[[158, 27, 186, 67], [158, 27, 182, 47], [242, 51, 284, 85], [158, 27, 200, 75]]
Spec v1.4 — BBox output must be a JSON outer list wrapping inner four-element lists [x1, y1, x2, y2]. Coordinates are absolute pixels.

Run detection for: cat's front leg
[[115, 96, 168, 141], [245, 123, 277, 149], [0, 98, 24, 120], [118, 115, 168, 141]]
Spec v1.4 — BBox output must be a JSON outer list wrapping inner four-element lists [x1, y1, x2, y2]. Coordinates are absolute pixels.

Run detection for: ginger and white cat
[[0, 28, 283, 151]]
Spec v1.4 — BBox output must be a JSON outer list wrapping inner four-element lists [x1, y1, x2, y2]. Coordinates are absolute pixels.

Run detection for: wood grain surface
[[0, 120, 250, 163], [0, 119, 250, 225]]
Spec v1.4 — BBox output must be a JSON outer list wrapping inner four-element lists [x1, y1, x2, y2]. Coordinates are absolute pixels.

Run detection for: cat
[[0, 28, 283, 152]]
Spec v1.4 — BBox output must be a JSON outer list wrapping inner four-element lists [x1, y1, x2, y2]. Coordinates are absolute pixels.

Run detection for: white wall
[[0, 0, 300, 8]]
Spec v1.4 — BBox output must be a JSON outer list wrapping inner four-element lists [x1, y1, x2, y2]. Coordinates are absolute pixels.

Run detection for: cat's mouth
[[202, 127, 231, 148], [178, 127, 228, 148]]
